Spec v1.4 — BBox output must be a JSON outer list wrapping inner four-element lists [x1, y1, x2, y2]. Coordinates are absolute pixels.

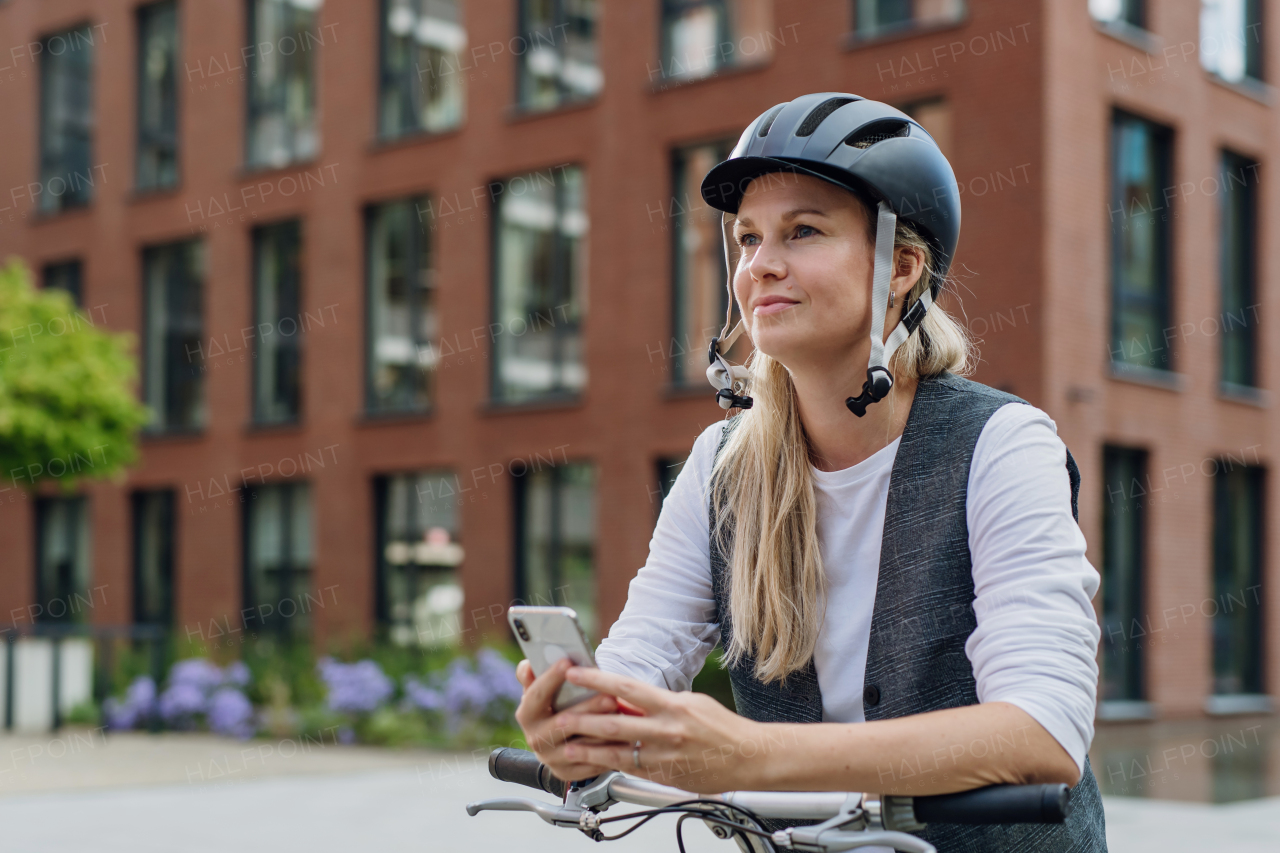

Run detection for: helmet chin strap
[[845, 201, 933, 417], [708, 200, 933, 414]]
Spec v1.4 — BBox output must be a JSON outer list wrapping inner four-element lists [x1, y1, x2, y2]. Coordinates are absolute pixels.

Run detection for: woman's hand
[[553, 666, 766, 794], [514, 658, 621, 783]]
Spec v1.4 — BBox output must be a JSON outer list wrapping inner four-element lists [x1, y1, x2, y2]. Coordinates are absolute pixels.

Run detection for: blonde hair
[[709, 211, 975, 685]]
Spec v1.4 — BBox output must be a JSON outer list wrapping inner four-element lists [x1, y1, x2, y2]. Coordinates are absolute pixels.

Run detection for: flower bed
[[103, 646, 526, 749]]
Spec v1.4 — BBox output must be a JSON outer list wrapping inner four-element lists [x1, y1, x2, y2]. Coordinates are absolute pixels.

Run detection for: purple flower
[[402, 676, 444, 712], [168, 658, 226, 693], [442, 659, 492, 717], [476, 649, 523, 703], [103, 676, 157, 731], [158, 682, 207, 726], [224, 661, 251, 688], [317, 658, 394, 714], [208, 688, 255, 739]]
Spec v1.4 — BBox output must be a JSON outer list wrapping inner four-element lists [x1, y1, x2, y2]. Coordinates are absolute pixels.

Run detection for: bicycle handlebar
[[910, 783, 1070, 825], [486, 748, 1070, 826], [488, 747, 568, 799]]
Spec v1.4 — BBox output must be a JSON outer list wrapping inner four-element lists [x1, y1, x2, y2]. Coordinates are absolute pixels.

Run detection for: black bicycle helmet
[[699, 92, 961, 416]]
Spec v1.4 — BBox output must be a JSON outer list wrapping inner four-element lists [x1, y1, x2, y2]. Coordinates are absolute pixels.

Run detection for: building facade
[[0, 0, 1273, 721]]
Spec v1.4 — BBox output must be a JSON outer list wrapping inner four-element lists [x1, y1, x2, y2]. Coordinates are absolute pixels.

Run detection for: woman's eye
[[793, 224, 818, 238], [736, 233, 759, 247]]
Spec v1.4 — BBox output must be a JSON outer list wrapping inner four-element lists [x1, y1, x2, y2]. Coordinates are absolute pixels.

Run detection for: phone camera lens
[[513, 619, 530, 641]]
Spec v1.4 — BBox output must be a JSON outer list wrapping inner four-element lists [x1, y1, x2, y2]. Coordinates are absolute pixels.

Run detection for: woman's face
[[732, 173, 895, 369]]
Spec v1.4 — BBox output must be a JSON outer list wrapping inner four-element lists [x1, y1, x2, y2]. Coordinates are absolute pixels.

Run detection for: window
[[671, 141, 733, 387], [1101, 446, 1147, 703], [244, 481, 312, 639], [375, 471, 464, 646], [379, 0, 465, 138], [136, 1, 179, 191], [1220, 152, 1259, 389], [516, 0, 602, 110], [247, 0, 322, 169], [253, 220, 303, 424], [143, 240, 205, 432], [901, 97, 953, 161], [653, 456, 687, 521], [367, 198, 436, 413], [1109, 112, 1173, 372], [132, 490, 174, 626], [853, 0, 965, 38], [514, 462, 597, 638], [1211, 464, 1264, 697], [1090, 0, 1145, 29], [35, 496, 91, 624], [1200, 0, 1263, 83], [42, 259, 83, 307], [492, 165, 587, 403], [38, 25, 95, 213], [657, 0, 771, 82]]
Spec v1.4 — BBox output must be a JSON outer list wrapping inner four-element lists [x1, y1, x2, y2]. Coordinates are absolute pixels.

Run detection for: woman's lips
[[754, 300, 798, 316]]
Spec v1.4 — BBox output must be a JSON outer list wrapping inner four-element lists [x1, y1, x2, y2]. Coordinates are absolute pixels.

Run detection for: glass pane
[[246, 482, 312, 639], [516, 463, 597, 639], [1110, 114, 1170, 370], [1090, 0, 1144, 28], [42, 259, 84, 307], [1220, 152, 1258, 387], [367, 197, 435, 412], [137, 1, 179, 189], [133, 490, 174, 625], [36, 497, 92, 624], [672, 142, 733, 385], [377, 471, 463, 646], [1200, 0, 1263, 83], [254, 220, 303, 423], [39, 26, 96, 212], [518, 0, 600, 110], [144, 240, 205, 431], [1212, 465, 1264, 695], [379, 0, 465, 138], [1101, 447, 1146, 701], [247, 0, 323, 168], [494, 166, 586, 402]]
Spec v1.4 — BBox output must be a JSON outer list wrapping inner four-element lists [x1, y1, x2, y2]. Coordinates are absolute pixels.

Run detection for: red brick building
[[0, 0, 1273, 722]]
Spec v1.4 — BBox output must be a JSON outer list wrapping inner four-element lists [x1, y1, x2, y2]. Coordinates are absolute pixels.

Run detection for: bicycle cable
[[590, 798, 775, 846]]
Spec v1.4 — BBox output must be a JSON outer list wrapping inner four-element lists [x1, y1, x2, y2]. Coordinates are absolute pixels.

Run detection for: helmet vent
[[795, 97, 854, 137], [844, 119, 910, 149], [757, 105, 786, 137]]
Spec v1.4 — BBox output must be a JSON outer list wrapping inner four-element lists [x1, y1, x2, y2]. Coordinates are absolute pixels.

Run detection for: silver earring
[[888, 291, 895, 308]]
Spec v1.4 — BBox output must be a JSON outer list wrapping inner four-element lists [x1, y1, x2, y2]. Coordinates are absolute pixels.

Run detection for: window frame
[[131, 489, 175, 627], [1219, 150, 1260, 390], [42, 258, 84, 307], [135, 0, 180, 192], [1210, 463, 1266, 697], [37, 22, 96, 214], [251, 218, 304, 425], [364, 195, 436, 416], [488, 164, 587, 405], [241, 480, 313, 640], [1100, 445, 1149, 704], [141, 239, 206, 435], [514, 0, 601, 112], [34, 495, 92, 625], [376, 0, 467, 141], [1108, 109, 1175, 374], [244, 0, 322, 170]]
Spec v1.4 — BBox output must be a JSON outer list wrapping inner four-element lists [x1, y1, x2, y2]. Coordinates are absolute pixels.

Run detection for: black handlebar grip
[[487, 747, 568, 799], [912, 783, 1071, 825]]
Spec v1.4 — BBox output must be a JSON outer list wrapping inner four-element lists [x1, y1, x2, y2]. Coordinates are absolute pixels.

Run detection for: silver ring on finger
[[632, 740, 642, 769]]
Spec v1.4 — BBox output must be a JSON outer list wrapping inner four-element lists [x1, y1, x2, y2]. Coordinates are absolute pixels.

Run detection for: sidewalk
[[0, 729, 1277, 852]]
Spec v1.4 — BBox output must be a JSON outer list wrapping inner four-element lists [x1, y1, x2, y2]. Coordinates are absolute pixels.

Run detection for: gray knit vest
[[708, 372, 1107, 852]]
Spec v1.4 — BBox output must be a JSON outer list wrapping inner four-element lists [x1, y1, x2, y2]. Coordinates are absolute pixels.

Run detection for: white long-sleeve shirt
[[595, 401, 1102, 776]]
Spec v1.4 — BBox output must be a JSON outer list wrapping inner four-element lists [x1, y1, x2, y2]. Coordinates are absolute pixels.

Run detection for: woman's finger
[[558, 710, 664, 744], [565, 667, 671, 714], [516, 659, 534, 689], [520, 657, 572, 719]]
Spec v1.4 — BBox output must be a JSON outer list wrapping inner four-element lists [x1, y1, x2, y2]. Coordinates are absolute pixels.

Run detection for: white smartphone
[[508, 605, 598, 712]]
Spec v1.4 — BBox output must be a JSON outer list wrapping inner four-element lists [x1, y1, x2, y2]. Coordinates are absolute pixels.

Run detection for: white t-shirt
[[595, 402, 1101, 776]]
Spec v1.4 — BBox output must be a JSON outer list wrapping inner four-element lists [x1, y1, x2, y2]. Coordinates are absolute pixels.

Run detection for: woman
[[514, 93, 1106, 851]]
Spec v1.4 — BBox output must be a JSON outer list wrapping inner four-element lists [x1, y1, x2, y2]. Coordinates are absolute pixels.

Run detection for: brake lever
[[464, 797, 582, 828]]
